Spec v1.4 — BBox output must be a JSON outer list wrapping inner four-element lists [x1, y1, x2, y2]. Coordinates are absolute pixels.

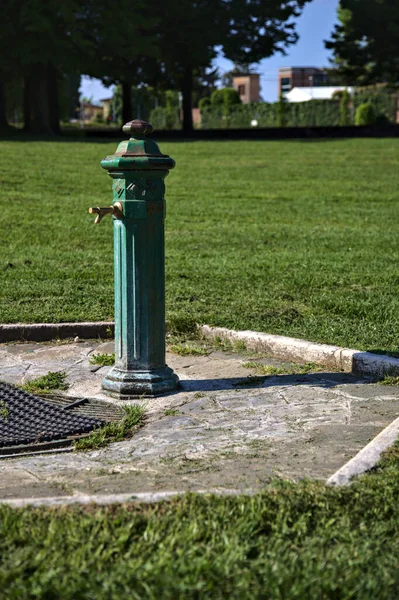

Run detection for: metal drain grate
[[39, 394, 124, 422], [0, 382, 104, 449]]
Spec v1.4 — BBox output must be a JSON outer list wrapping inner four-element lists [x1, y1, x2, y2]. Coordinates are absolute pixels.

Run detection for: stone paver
[[0, 340, 398, 500]]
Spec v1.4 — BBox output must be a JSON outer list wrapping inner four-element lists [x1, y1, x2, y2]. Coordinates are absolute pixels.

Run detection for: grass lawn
[[1, 443, 399, 599], [1, 136, 398, 351]]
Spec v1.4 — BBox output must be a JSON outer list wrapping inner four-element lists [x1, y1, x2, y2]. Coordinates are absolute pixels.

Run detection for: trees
[[154, 0, 224, 133], [325, 1, 399, 85], [0, 0, 22, 130], [19, 0, 82, 133], [1, 0, 312, 133], [82, 0, 160, 124], [156, 0, 311, 132], [222, 0, 311, 65], [2, 0, 158, 132], [2, 0, 89, 134]]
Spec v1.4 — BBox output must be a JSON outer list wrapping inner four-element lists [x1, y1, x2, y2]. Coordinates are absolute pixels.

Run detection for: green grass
[[380, 375, 399, 385], [169, 342, 210, 356], [21, 371, 68, 395], [1, 137, 399, 352], [74, 404, 146, 450], [89, 352, 115, 366], [0, 442, 399, 599], [0, 400, 9, 419], [209, 336, 247, 353], [242, 361, 323, 376], [163, 407, 180, 416]]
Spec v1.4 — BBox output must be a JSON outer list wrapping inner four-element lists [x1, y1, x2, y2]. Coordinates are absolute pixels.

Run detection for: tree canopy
[[2, 0, 312, 133], [152, 0, 312, 131], [325, 0, 399, 85]]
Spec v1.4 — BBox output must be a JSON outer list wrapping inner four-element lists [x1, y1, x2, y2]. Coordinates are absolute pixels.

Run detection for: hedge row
[[201, 100, 344, 129], [200, 94, 397, 129], [149, 92, 397, 130]]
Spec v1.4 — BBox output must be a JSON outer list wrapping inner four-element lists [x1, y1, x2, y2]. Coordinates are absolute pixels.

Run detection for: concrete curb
[[1, 321, 398, 378], [327, 415, 399, 486], [0, 488, 249, 508], [199, 325, 399, 378]]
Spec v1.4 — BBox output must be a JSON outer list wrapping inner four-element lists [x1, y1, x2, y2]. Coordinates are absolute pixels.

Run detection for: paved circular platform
[[1, 340, 399, 502]]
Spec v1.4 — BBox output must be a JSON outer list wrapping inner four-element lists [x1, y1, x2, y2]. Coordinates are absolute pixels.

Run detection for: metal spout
[[89, 202, 123, 224]]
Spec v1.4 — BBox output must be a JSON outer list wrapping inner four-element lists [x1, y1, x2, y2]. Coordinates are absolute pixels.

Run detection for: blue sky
[[81, 0, 340, 104]]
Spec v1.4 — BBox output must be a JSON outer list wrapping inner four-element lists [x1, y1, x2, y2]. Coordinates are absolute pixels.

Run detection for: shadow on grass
[[0, 131, 116, 144], [0, 128, 374, 145]]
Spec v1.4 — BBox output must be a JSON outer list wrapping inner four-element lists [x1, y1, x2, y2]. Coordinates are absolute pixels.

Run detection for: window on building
[[238, 84, 246, 96], [313, 73, 328, 87], [280, 77, 291, 92]]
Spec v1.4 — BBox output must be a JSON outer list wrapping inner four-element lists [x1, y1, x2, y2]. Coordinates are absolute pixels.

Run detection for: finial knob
[[122, 120, 153, 137]]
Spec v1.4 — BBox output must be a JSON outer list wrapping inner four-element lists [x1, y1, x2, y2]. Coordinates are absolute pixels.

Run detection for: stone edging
[[0, 488, 247, 508], [198, 325, 399, 378], [327, 415, 399, 486], [1, 321, 398, 378]]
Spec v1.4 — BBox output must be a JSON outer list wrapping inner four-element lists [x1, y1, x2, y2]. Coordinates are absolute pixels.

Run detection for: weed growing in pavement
[[380, 374, 399, 385], [89, 353, 115, 367], [169, 343, 209, 357], [0, 400, 9, 419], [163, 408, 180, 417], [74, 405, 146, 451], [241, 361, 323, 376], [211, 336, 247, 353], [22, 371, 68, 395]]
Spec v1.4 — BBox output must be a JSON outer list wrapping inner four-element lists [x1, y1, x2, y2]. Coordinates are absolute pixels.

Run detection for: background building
[[278, 67, 328, 97], [100, 98, 113, 120], [232, 73, 261, 104], [80, 101, 103, 122]]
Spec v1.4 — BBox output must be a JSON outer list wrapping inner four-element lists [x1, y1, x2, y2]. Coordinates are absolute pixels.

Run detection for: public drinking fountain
[[89, 119, 179, 399]]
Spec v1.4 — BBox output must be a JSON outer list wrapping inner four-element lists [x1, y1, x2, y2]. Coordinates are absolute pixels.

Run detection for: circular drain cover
[[0, 382, 109, 456]]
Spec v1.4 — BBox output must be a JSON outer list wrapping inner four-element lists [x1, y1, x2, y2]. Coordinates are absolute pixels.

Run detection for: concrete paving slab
[[0, 340, 398, 502], [0, 469, 70, 499]]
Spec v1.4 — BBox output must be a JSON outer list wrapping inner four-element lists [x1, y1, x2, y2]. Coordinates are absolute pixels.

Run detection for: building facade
[[278, 67, 328, 97], [232, 73, 260, 104], [81, 101, 103, 122]]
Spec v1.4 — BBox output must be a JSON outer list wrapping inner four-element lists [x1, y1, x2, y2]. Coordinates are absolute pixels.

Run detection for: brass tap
[[89, 201, 123, 224]]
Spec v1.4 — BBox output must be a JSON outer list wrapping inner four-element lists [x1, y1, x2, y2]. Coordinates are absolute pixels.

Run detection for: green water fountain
[[89, 120, 179, 399]]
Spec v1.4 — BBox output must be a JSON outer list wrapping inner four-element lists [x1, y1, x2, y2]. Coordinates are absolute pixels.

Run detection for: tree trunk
[[47, 62, 60, 135], [24, 64, 54, 134], [122, 81, 133, 124], [23, 74, 32, 132], [181, 66, 193, 133], [0, 81, 8, 131]]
